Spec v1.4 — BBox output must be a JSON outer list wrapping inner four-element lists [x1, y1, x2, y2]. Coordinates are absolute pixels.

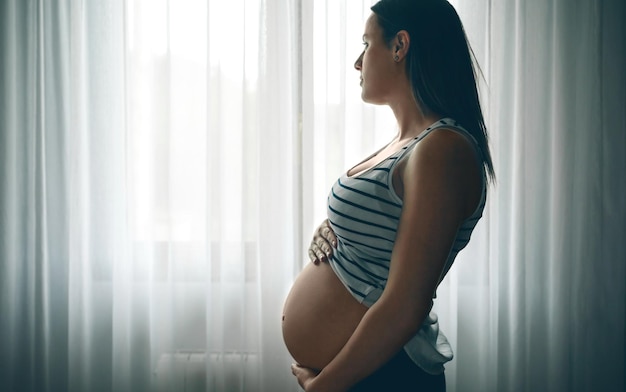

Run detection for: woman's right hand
[[308, 219, 337, 265]]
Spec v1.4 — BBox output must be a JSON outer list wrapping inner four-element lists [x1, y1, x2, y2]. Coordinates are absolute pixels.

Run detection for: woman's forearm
[[310, 294, 431, 391]]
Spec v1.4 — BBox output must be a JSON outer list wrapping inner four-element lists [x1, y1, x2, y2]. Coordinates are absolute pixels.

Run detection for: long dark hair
[[371, 0, 495, 182]]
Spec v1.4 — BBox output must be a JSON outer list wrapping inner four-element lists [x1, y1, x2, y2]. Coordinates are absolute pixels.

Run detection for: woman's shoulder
[[396, 127, 484, 216], [400, 125, 481, 176]]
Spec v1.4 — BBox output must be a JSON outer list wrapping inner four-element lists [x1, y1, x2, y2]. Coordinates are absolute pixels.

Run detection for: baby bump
[[282, 261, 368, 370]]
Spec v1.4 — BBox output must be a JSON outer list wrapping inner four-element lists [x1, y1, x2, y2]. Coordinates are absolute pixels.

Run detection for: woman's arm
[[293, 129, 482, 391]]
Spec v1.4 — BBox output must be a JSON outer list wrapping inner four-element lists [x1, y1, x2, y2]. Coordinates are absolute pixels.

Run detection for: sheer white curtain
[[1, 1, 625, 392], [1, 0, 299, 391], [443, 1, 625, 390], [482, 1, 625, 390]]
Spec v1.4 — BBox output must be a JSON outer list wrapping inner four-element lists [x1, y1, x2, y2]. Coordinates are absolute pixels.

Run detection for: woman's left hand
[[291, 363, 320, 391]]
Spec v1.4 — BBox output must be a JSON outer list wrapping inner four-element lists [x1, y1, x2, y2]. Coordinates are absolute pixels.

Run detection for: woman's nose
[[354, 52, 363, 70]]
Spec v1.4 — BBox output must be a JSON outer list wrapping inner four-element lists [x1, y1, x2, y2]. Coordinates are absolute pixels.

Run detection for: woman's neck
[[389, 96, 441, 141]]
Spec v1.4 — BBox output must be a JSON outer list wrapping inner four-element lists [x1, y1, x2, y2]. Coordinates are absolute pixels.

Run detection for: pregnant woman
[[282, 0, 495, 390]]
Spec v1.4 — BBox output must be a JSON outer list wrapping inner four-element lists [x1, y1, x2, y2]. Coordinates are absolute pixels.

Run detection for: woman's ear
[[393, 30, 411, 62]]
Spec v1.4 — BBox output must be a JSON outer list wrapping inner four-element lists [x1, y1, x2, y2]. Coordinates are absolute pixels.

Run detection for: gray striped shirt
[[327, 118, 487, 374]]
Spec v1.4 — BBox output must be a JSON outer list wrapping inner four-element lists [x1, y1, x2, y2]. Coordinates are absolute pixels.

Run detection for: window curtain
[[442, 1, 626, 390], [1, 1, 625, 392], [1, 0, 300, 391]]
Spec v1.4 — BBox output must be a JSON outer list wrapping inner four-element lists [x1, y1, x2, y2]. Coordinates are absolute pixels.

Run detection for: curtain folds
[[1, 0, 625, 391], [484, 1, 626, 390], [1, 1, 300, 391]]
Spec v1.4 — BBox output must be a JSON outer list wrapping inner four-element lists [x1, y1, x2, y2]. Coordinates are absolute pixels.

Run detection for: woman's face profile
[[354, 13, 398, 104]]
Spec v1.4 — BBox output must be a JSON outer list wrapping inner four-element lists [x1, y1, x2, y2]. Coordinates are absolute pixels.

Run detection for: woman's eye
[[362, 42, 368, 48]]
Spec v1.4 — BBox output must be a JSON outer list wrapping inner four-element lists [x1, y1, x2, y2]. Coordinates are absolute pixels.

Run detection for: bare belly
[[282, 261, 368, 370]]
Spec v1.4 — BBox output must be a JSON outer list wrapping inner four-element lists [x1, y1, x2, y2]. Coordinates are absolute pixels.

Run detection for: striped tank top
[[326, 118, 487, 374]]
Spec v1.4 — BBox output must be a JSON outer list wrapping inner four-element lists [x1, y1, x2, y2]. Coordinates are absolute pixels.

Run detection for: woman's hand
[[308, 219, 337, 264], [291, 364, 321, 391]]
